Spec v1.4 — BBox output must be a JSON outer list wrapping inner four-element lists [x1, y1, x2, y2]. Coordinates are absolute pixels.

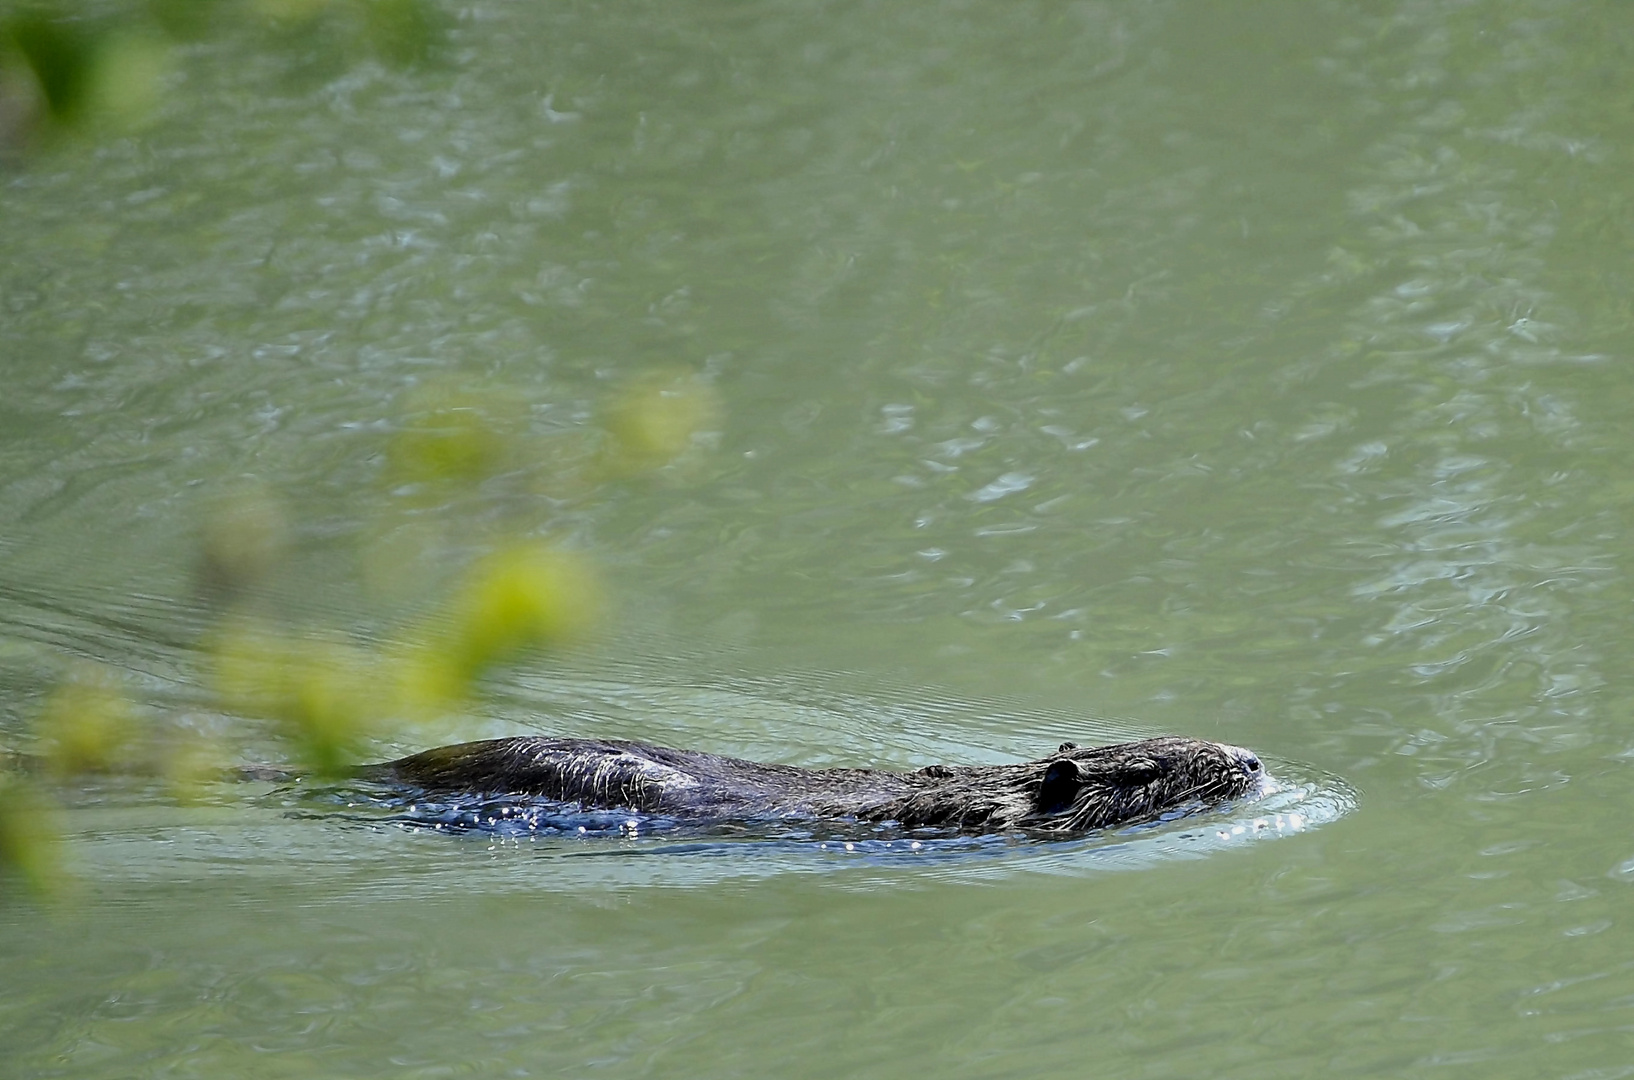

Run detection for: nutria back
[[364, 734, 1264, 835]]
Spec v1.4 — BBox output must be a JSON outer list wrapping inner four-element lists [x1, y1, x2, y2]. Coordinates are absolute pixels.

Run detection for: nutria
[[362, 735, 1264, 835]]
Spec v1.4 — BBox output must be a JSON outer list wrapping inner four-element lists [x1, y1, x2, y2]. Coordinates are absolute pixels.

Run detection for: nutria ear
[[1057, 741, 1078, 753], [1038, 758, 1084, 813], [1126, 757, 1161, 783]]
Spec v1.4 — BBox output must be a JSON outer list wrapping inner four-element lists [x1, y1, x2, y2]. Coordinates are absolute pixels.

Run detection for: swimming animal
[[363, 734, 1264, 835]]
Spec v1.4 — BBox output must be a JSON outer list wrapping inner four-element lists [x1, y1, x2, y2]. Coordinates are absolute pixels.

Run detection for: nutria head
[[880, 735, 1264, 834], [1028, 736, 1263, 832]]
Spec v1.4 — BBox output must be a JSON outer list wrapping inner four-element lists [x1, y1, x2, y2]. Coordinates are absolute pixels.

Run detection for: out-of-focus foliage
[[3, 10, 98, 122], [389, 544, 603, 715], [0, 5, 174, 151], [386, 382, 525, 495], [212, 619, 381, 776], [601, 371, 722, 478], [6, 666, 132, 899], [436, 544, 602, 684], [0, 0, 447, 156], [1, 0, 722, 900], [382, 372, 721, 499], [0, 772, 66, 900], [206, 542, 602, 774], [34, 665, 139, 776], [208, 372, 711, 771], [8, 374, 718, 897]]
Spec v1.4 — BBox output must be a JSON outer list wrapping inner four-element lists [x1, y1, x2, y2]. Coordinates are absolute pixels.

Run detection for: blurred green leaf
[[35, 665, 139, 777], [0, 773, 67, 901], [602, 371, 721, 476], [211, 618, 380, 777], [5, 11, 96, 122], [440, 543, 602, 683]]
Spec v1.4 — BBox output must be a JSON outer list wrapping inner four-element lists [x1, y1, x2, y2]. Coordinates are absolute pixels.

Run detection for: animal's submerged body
[[364, 735, 1265, 835]]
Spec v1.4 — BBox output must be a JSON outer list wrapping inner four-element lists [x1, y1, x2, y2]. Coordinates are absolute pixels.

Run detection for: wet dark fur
[[363, 735, 1264, 835]]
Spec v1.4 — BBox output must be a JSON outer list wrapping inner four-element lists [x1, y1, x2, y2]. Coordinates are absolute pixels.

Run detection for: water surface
[[6, 1, 1634, 1076]]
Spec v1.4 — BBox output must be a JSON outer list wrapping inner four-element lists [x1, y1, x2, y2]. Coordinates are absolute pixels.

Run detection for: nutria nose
[[1228, 746, 1262, 774]]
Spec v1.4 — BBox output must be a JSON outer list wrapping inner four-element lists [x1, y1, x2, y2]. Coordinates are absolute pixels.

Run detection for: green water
[[6, 0, 1634, 1075]]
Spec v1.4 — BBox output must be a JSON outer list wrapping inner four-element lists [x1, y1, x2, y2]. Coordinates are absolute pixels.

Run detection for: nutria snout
[[363, 733, 1265, 836]]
